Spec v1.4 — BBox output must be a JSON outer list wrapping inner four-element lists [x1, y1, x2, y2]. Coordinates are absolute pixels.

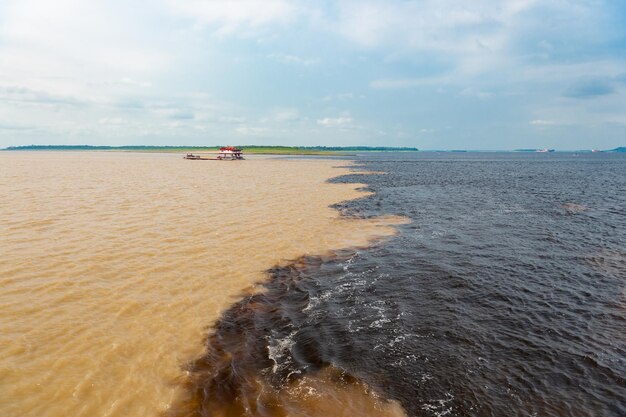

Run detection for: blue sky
[[1, 0, 625, 150]]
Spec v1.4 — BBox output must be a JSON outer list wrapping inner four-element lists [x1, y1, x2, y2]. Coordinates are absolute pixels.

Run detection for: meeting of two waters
[[300, 152, 626, 416], [1, 151, 625, 416]]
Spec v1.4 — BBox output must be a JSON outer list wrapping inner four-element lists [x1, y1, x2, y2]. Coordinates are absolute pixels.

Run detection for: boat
[[183, 147, 245, 161], [536, 148, 555, 153], [217, 146, 244, 160], [183, 153, 211, 160]]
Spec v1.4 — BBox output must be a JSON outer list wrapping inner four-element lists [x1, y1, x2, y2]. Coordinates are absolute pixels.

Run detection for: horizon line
[[2, 144, 624, 152]]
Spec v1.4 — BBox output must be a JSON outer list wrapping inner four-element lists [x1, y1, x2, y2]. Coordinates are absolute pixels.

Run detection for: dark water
[[174, 152, 626, 417]]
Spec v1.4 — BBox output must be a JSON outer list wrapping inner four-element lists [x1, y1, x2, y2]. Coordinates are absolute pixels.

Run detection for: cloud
[[361, 1, 622, 92], [459, 87, 493, 99], [0, 122, 37, 131], [167, 109, 195, 120], [268, 54, 319, 66], [1, 0, 625, 149], [0, 85, 84, 107], [271, 108, 300, 122], [235, 126, 270, 135], [317, 116, 353, 127], [109, 78, 152, 88], [215, 115, 247, 124], [327, 0, 539, 66], [370, 78, 427, 89], [530, 119, 558, 126], [322, 92, 363, 101], [1, 0, 169, 74], [564, 79, 615, 99], [163, 0, 299, 36], [370, 76, 462, 90], [98, 117, 126, 125]]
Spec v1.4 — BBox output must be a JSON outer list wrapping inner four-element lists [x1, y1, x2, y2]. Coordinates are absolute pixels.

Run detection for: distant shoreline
[[1, 145, 419, 156], [3, 145, 624, 153]]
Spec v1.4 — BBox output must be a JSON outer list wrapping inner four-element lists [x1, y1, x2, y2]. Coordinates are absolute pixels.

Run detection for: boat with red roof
[[183, 146, 244, 160]]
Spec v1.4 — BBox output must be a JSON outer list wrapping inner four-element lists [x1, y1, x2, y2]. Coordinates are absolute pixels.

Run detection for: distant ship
[[183, 146, 245, 160], [536, 148, 555, 153], [217, 146, 244, 160]]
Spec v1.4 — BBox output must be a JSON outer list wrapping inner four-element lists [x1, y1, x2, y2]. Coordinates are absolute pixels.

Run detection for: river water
[[179, 152, 625, 416], [0, 152, 402, 417]]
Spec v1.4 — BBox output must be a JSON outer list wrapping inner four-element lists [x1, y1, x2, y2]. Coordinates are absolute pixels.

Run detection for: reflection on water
[[0, 152, 401, 417]]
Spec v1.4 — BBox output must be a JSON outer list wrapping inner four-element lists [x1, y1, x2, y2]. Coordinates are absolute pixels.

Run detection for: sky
[[1, 0, 625, 150]]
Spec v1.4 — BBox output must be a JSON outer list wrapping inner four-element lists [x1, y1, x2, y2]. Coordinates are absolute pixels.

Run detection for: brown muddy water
[[0, 152, 405, 417]]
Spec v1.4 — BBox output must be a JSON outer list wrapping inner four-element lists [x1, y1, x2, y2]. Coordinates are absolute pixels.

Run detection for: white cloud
[[1, 0, 169, 75], [317, 116, 353, 127], [98, 117, 126, 125], [268, 54, 319, 66], [163, 0, 299, 36], [0, 85, 84, 107], [0, 0, 623, 149], [355, 1, 618, 92], [459, 87, 493, 99], [214, 115, 247, 124], [530, 119, 557, 125], [235, 126, 270, 135], [322, 92, 364, 101], [370, 78, 429, 89], [0, 122, 38, 131], [271, 108, 300, 122], [330, 1, 536, 55], [115, 78, 153, 88]]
